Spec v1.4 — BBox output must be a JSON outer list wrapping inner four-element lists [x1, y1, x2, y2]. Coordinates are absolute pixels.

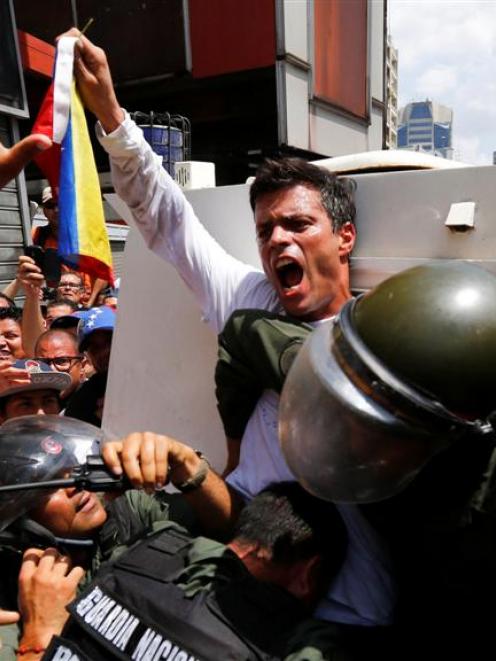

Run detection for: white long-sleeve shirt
[[97, 114, 396, 626]]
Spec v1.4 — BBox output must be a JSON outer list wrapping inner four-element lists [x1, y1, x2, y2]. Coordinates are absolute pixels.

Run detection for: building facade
[[385, 34, 398, 149], [398, 100, 453, 159]]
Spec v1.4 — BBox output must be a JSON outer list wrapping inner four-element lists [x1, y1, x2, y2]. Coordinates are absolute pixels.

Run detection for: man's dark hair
[[0, 293, 17, 309], [233, 482, 347, 579], [47, 299, 77, 312], [249, 157, 356, 231], [0, 307, 22, 323], [34, 328, 79, 356]]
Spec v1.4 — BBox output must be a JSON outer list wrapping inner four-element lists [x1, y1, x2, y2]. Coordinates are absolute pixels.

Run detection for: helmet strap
[[10, 517, 95, 550]]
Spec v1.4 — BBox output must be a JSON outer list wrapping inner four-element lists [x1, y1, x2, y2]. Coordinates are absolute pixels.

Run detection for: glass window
[[0, 0, 28, 117], [410, 103, 432, 119]]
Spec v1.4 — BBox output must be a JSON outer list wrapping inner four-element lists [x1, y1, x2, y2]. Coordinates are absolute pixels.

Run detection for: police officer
[[216, 260, 496, 659], [0, 416, 195, 660], [2, 422, 355, 660]]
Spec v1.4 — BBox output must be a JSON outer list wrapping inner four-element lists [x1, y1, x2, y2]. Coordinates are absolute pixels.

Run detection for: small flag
[[31, 37, 113, 284]]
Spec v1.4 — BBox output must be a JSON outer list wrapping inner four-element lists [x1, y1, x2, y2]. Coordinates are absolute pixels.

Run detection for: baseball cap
[[41, 186, 53, 205], [0, 359, 71, 400], [78, 306, 116, 352]]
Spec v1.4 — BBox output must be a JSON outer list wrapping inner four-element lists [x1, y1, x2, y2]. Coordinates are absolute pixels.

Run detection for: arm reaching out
[[0, 136, 51, 189]]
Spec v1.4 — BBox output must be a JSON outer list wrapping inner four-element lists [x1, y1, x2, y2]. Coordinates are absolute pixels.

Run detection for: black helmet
[[0, 415, 103, 532], [279, 261, 496, 504]]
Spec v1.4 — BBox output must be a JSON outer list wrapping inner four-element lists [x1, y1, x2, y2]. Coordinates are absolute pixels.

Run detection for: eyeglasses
[[34, 356, 83, 371], [57, 283, 82, 290]]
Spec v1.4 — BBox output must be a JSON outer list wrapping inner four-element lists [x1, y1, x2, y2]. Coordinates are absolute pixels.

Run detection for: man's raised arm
[[58, 27, 263, 334]]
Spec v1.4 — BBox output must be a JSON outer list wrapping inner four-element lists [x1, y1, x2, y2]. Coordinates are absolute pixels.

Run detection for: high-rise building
[[385, 34, 398, 149], [398, 100, 453, 159]]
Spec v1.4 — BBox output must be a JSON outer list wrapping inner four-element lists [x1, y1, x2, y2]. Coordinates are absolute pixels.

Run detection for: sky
[[388, 0, 496, 165]]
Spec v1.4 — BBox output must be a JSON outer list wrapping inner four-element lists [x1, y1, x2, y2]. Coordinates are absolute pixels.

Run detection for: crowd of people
[[0, 25, 494, 661], [0, 243, 117, 430]]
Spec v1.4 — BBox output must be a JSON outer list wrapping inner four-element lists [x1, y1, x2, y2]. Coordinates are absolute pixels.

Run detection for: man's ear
[[286, 555, 322, 604], [338, 222, 356, 259], [80, 355, 89, 382]]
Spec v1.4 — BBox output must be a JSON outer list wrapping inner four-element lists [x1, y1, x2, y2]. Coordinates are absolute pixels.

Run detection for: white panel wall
[[278, 0, 385, 157], [310, 105, 378, 156], [282, 0, 308, 61], [369, 0, 385, 102], [103, 185, 258, 472], [285, 63, 310, 150]]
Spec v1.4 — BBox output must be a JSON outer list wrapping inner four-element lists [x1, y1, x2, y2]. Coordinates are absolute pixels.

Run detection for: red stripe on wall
[[18, 30, 55, 78]]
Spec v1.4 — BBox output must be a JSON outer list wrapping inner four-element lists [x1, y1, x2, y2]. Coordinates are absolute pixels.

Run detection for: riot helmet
[[0, 415, 103, 535], [279, 261, 496, 504]]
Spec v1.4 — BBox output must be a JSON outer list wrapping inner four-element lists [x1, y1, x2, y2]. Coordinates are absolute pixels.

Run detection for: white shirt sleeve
[[96, 112, 273, 332]]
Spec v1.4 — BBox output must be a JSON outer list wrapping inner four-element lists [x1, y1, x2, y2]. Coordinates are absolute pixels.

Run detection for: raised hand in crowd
[[17, 256, 44, 295]]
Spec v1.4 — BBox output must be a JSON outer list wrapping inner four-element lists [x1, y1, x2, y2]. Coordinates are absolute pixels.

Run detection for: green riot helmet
[[353, 261, 496, 420], [0, 415, 103, 533], [279, 261, 496, 504]]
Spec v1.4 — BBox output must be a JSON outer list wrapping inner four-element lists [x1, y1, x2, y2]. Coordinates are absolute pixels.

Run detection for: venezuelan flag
[[31, 36, 114, 283]]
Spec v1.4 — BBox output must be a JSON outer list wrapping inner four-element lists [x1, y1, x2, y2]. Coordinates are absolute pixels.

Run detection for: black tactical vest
[[43, 526, 306, 661]]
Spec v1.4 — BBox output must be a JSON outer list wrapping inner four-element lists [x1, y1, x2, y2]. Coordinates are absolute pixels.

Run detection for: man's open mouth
[[76, 492, 94, 513], [276, 257, 304, 290]]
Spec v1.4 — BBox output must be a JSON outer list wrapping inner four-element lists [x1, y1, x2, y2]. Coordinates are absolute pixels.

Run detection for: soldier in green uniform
[[0, 417, 195, 660], [0, 418, 364, 661]]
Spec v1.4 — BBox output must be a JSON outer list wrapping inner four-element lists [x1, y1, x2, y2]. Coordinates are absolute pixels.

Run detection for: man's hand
[[0, 361, 31, 393], [17, 255, 44, 296], [104, 433, 244, 538], [0, 135, 51, 189], [57, 28, 124, 133], [102, 432, 204, 491], [18, 548, 84, 651]]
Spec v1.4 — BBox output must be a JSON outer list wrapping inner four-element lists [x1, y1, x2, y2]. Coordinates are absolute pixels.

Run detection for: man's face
[[57, 275, 84, 304], [255, 185, 355, 321], [36, 334, 83, 398], [2, 389, 61, 420], [29, 487, 107, 539], [46, 303, 74, 328], [42, 200, 59, 230], [86, 329, 112, 373], [0, 319, 23, 363]]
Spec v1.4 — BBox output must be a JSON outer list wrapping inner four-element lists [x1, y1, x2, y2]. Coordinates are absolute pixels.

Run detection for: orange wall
[[189, 0, 276, 78], [314, 0, 368, 119]]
